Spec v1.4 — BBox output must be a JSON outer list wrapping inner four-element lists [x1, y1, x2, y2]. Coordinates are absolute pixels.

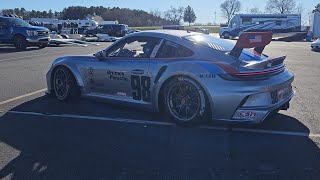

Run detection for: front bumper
[[311, 44, 320, 50], [26, 36, 50, 45]]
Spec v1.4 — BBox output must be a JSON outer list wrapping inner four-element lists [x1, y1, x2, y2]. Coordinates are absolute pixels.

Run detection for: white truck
[[219, 14, 301, 39]]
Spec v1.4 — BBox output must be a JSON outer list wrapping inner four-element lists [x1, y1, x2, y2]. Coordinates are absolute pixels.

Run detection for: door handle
[[131, 69, 144, 75]]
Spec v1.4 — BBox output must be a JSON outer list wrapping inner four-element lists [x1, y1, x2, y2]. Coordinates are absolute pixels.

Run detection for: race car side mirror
[[94, 50, 106, 61]]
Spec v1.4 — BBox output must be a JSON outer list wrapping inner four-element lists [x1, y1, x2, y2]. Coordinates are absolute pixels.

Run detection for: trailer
[[219, 14, 302, 39], [30, 18, 98, 31], [310, 13, 320, 39]]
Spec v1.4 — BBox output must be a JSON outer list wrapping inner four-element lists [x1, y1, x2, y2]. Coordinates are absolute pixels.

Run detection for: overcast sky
[[1, 0, 319, 24]]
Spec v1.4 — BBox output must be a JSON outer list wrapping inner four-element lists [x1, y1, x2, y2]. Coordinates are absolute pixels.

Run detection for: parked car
[[311, 38, 320, 51], [46, 30, 294, 126], [84, 24, 127, 37], [0, 16, 50, 50]]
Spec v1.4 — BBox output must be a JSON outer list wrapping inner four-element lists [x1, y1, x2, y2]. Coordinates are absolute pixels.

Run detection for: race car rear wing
[[229, 32, 273, 58]]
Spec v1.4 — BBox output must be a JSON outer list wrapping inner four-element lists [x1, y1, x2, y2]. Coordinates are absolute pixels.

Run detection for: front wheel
[[14, 36, 28, 50], [53, 66, 80, 101], [163, 76, 208, 126]]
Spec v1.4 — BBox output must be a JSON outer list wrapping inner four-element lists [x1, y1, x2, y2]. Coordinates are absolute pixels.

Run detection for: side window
[[156, 40, 194, 58], [103, 25, 112, 29], [106, 36, 161, 58], [276, 20, 282, 26]]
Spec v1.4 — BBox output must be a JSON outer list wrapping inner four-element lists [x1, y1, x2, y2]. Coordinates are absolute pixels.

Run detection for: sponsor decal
[[200, 74, 216, 78], [239, 112, 257, 118], [116, 92, 127, 97], [249, 35, 262, 43], [107, 70, 128, 81]]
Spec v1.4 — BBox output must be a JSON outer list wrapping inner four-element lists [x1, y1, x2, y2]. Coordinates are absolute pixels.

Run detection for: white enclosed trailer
[[219, 14, 301, 39]]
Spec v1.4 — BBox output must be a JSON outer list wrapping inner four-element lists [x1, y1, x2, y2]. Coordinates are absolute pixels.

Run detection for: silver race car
[[46, 30, 294, 126]]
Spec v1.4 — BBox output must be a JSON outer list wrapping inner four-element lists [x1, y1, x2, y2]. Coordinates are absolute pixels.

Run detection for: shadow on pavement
[[0, 96, 319, 179]]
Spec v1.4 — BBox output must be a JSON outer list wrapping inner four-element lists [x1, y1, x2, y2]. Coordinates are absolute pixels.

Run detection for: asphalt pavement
[[0, 41, 320, 179]]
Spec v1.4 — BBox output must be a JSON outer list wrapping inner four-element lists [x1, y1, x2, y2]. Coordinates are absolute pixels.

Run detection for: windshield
[[183, 34, 235, 52], [5, 18, 31, 27]]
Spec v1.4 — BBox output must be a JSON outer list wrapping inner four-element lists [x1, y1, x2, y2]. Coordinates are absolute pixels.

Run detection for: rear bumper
[[201, 69, 294, 123], [229, 91, 294, 123]]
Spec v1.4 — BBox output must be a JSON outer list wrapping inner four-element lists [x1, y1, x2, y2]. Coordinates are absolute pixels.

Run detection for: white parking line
[[0, 89, 46, 106], [0, 50, 79, 63], [7, 110, 320, 138]]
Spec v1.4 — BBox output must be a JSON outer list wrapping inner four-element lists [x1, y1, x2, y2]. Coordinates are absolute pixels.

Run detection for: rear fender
[[154, 62, 218, 113]]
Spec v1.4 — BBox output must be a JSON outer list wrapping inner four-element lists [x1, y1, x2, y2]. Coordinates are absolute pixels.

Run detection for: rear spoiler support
[[229, 32, 273, 58]]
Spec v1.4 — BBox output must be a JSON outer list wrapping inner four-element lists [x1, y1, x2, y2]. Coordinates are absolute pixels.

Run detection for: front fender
[[46, 59, 84, 92]]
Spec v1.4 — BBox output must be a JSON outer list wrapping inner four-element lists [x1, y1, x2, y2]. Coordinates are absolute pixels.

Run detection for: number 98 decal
[[131, 75, 151, 102]]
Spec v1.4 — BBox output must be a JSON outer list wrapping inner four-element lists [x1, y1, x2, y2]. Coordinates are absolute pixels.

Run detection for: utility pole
[[214, 10, 217, 25]]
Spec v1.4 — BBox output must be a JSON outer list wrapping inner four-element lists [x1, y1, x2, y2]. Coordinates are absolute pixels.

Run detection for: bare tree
[[149, 9, 162, 18], [313, 3, 320, 13], [265, 0, 296, 14], [164, 6, 185, 25], [220, 0, 241, 23], [248, 7, 261, 14], [295, 3, 304, 15]]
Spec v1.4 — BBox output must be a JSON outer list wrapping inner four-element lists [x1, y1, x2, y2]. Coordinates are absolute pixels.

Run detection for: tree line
[[0, 6, 197, 27], [220, 0, 320, 23]]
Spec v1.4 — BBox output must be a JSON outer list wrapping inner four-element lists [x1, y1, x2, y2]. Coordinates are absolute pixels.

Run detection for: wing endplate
[[230, 32, 273, 58]]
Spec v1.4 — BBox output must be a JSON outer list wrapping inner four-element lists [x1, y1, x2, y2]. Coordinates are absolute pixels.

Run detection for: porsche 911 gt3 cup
[[46, 30, 294, 126]]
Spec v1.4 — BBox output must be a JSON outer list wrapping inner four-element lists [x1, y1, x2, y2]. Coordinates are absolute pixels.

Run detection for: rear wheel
[[163, 76, 208, 126], [53, 66, 80, 101], [14, 35, 28, 50]]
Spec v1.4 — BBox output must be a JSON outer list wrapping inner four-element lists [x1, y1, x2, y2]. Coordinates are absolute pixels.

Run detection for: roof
[[0, 16, 20, 19], [137, 30, 201, 38]]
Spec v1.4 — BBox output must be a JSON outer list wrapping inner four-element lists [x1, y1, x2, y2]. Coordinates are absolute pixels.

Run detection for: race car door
[[97, 36, 162, 104]]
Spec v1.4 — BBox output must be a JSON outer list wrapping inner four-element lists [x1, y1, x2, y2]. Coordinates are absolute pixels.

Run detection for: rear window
[[183, 34, 235, 52]]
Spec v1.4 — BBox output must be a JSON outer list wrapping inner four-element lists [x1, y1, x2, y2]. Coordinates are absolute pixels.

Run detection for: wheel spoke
[[185, 106, 188, 120], [167, 80, 202, 121]]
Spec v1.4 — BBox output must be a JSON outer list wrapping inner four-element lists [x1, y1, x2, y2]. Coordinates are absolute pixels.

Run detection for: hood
[[54, 55, 96, 63], [24, 26, 49, 31]]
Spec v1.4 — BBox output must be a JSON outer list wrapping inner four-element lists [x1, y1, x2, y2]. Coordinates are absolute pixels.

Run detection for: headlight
[[26, 30, 38, 36]]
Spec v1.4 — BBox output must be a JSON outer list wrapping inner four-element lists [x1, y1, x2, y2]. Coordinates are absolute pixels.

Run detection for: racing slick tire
[[163, 76, 209, 126], [13, 35, 28, 50], [52, 66, 80, 101]]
